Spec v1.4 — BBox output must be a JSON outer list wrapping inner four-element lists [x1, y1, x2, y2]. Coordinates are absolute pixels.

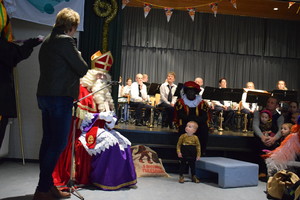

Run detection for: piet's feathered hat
[[183, 81, 201, 93], [91, 51, 113, 73]]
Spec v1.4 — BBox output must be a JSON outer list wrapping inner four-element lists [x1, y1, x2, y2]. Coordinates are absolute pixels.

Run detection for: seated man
[[157, 72, 177, 129], [130, 73, 153, 126]]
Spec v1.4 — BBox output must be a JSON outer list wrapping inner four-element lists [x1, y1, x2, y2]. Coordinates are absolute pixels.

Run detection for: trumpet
[[218, 110, 224, 131]]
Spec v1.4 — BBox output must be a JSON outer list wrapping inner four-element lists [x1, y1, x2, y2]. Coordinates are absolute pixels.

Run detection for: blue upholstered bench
[[195, 157, 258, 188]]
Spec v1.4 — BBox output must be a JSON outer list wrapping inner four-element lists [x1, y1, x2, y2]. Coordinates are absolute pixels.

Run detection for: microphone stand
[[66, 81, 118, 200]]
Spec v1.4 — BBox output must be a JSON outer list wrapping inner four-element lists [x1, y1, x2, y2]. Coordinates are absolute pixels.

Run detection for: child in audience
[[291, 112, 300, 125], [279, 123, 293, 142], [263, 116, 300, 176], [259, 110, 275, 137], [284, 101, 299, 123], [176, 121, 201, 183]]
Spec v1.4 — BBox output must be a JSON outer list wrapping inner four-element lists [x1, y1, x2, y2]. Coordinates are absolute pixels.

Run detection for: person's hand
[[265, 136, 277, 147], [177, 152, 182, 158], [196, 156, 200, 161], [23, 37, 42, 48], [261, 135, 268, 144]]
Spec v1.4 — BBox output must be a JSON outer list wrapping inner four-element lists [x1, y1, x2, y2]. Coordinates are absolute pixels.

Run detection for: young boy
[[176, 121, 201, 183]]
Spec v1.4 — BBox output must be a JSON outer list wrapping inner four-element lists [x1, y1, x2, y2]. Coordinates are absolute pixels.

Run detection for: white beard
[[91, 79, 114, 112]]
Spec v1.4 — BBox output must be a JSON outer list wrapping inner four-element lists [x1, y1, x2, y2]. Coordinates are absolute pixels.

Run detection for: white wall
[[7, 18, 79, 160]]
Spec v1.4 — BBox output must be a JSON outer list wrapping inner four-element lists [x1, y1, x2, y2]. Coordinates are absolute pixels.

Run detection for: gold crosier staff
[[13, 68, 26, 165]]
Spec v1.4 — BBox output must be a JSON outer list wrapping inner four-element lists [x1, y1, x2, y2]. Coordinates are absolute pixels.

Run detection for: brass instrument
[[148, 107, 155, 128], [243, 114, 248, 132], [218, 110, 224, 131], [235, 101, 242, 131]]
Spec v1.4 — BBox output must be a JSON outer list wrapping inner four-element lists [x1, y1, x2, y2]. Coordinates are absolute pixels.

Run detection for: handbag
[[267, 170, 300, 200]]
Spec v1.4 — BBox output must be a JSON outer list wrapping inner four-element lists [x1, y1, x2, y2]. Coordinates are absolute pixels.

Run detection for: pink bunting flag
[[187, 8, 196, 21], [288, 2, 296, 9], [122, 0, 130, 9], [229, 0, 237, 9], [144, 4, 152, 18], [164, 7, 174, 22], [210, 3, 218, 17]]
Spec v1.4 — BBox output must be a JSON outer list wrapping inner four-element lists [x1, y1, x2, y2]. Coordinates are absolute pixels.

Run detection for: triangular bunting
[[122, 0, 130, 9], [288, 2, 296, 9], [229, 0, 237, 9], [144, 4, 152, 18], [164, 7, 174, 22], [187, 8, 196, 21], [210, 3, 218, 17]]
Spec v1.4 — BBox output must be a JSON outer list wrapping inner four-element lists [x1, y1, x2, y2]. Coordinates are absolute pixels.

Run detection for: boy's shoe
[[179, 176, 184, 183], [192, 175, 200, 183]]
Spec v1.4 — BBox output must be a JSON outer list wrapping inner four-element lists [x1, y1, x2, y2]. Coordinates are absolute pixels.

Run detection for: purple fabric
[[90, 144, 137, 190], [83, 113, 99, 132]]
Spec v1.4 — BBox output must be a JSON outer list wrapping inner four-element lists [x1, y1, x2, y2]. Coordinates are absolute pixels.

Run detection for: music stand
[[202, 86, 220, 100], [271, 90, 298, 102], [174, 83, 183, 98], [147, 83, 161, 96], [246, 90, 271, 107], [222, 88, 244, 102], [144, 82, 151, 91]]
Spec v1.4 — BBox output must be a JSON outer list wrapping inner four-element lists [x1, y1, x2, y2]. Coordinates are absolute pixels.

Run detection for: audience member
[[174, 81, 209, 155], [263, 117, 300, 176], [176, 121, 201, 183], [284, 101, 299, 123], [158, 72, 177, 129], [0, 1, 42, 150], [34, 8, 88, 200], [259, 110, 275, 137], [130, 73, 153, 126], [253, 96, 284, 181], [291, 112, 300, 125]]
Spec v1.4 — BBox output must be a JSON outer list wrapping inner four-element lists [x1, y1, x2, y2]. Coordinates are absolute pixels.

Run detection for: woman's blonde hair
[[54, 8, 80, 32]]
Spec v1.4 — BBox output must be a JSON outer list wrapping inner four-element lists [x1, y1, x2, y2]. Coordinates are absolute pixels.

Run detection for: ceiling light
[[273, 7, 279, 10]]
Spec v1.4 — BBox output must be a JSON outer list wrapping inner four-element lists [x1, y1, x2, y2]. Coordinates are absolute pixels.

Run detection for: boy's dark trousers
[[179, 145, 197, 176]]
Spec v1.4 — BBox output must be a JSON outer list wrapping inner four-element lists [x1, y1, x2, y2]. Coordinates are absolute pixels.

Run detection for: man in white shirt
[[130, 73, 153, 126], [158, 72, 177, 129]]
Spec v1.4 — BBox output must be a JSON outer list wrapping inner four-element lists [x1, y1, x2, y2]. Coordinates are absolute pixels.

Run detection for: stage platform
[[115, 123, 258, 173]]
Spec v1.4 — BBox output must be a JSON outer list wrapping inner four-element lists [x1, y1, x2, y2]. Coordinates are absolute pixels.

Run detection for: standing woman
[[34, 8, 88, 200]]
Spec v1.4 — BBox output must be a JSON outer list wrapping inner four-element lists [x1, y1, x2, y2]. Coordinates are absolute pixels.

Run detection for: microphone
[[107, 81, 121, 85]]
